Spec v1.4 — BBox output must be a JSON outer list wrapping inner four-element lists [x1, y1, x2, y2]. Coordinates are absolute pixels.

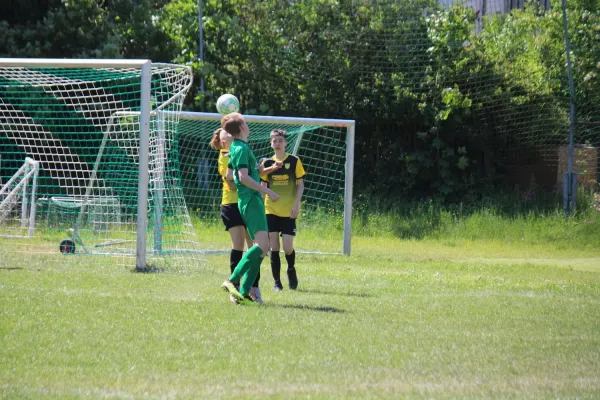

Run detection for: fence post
[[561, 0, 577, 216]]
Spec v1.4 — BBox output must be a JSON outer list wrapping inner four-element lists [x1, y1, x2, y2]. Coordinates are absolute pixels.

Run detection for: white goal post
[[0, 58, 194, 270]]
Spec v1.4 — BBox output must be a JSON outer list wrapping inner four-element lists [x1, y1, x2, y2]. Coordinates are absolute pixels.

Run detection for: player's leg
[[221, 204, 246, 273], [229, 225, 245, 272], [225, 196, 269, 302], [282, 218, 298, 289], [237, 229, 268, 303], [251, 269, 262, 300], [225, 225, 247, 302], [219, 205, 245, 301], [267, 214, 283, 291], [250, 222, 261, 293], [250, 229, 262, 303], [225, 222, 261, 303], [244, 229, 253, 249]]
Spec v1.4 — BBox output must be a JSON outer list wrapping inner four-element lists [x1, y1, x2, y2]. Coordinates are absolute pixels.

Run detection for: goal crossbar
[[0, 58, 152, 69]]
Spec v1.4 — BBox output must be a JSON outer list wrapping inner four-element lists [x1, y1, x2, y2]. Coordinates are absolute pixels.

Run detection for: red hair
[[221, 112, 245, 136]]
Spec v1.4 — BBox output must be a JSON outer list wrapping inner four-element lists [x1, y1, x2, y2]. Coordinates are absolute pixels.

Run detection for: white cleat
[[250, 287, 263, 304]]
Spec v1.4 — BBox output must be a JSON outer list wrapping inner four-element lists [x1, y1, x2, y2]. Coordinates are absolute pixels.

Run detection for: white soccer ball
[[216, 94, 240, 115]]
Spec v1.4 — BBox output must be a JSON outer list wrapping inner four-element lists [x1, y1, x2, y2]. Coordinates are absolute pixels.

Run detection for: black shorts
[[267, 214, 296, 236], [221, 204, 245, 231]]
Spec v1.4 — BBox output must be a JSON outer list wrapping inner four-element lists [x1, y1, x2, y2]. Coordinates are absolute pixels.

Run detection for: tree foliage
[[1, 0, 598, 200]]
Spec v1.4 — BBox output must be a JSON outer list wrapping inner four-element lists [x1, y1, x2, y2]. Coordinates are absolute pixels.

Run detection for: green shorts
[[238, 194, 268, 240]]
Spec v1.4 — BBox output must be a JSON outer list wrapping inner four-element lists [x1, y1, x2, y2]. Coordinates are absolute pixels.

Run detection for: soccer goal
[[0, 58, 198, 269], [176, 112, 355, 255]]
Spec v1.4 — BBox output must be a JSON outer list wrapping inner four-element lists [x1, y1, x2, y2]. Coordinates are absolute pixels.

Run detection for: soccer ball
[[216, 94, 240, 115]]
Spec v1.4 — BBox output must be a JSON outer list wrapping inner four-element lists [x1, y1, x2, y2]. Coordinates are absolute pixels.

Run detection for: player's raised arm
[[259, 159, 283, 176], [238, 168, 279, 202]]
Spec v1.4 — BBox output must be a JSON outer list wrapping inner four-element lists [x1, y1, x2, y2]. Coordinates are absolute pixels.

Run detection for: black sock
[[230, 249, 243, 290], [286, 250, 298, 289], [252, 270, 260, 288], [271, 251, 281, 286], [285, 250, 296, 271], [230, 249, 243, 274]]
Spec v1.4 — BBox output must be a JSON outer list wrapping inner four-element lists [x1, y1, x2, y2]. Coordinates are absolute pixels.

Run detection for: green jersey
[[228, 139, 261, 200]]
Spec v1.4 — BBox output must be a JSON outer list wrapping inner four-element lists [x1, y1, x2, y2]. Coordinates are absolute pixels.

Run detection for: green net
[[276, 0, 571, 189], [177, 114, 351, 254], [0, 62, 198, 268], [205, 0, 597, 198]]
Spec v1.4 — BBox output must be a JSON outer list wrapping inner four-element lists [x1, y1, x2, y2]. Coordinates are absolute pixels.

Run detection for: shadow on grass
[[268, 303, 346, 313], [0, 267, 24, 271], [132, 265, 165, 273], [295, 288, 375, 298]]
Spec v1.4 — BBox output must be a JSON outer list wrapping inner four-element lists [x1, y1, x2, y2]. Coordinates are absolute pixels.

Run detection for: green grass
[[354, 194, 600, 257], [2, 197, 600, 398], [2, 233, 600, 398]]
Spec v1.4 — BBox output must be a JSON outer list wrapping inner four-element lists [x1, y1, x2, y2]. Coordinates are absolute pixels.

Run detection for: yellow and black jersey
[[218, 149, 237, 205], [260, 154, 306, 217]]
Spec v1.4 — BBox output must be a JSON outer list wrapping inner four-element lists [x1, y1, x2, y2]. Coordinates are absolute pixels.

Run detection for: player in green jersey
[[219, 113, 280, 305], [210, 128, 281, 304]]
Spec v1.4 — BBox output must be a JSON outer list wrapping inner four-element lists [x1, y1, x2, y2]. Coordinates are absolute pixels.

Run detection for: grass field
[[2, 206, 600, 398]]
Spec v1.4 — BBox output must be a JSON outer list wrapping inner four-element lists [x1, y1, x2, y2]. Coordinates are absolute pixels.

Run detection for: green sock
[[229, 245, 263, 296], [240, 255, 265, 297]]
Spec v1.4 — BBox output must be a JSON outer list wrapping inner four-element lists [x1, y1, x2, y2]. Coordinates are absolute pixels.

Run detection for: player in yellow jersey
[[210, 128, 280, 304], [260, 129, 306, 291]]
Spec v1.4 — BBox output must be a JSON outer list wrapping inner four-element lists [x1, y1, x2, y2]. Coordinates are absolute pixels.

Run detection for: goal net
[[275, 0, 569, 188], [177, 112, 355, 255], [0, 59, 199, 269], [214, 0, 598, 200]]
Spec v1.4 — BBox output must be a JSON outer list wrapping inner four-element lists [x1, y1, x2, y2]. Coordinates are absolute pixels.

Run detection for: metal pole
[[343, 123, 355, 256], [177, 111, 356, 127], [136, 61, 152, 271], [0, 58, 150, 68], [292, 131, 305, 156], [28, 159, 39, 237], [20, 161, 29, 229], [198, 0, 205, 92], [153, 112, 166, 253], [561, 0, 577, 216]]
